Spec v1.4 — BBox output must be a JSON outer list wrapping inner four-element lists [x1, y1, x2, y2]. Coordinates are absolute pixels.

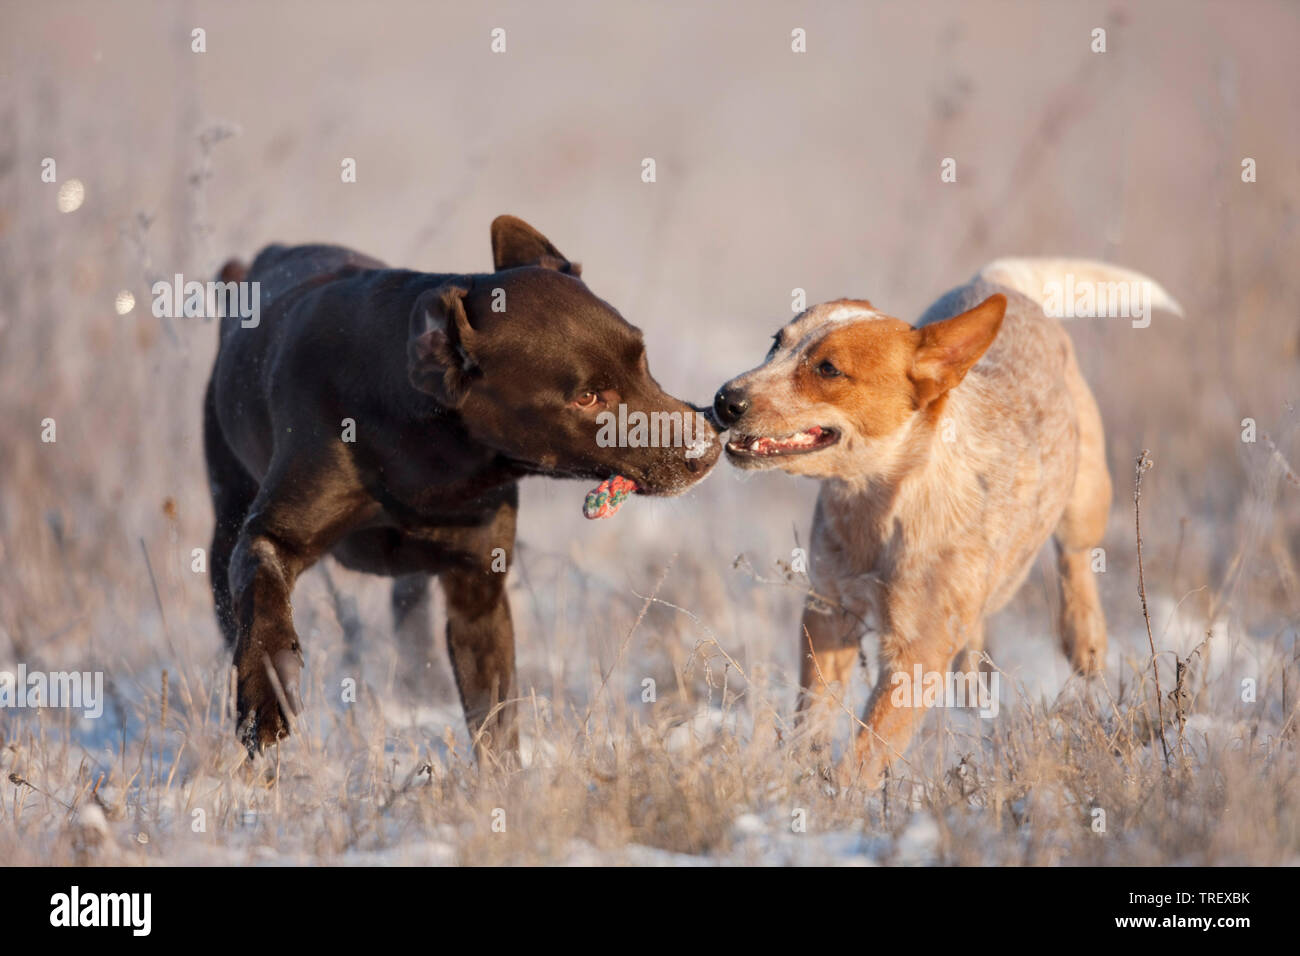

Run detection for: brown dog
[[205, 216, 719, 759], [713, 259, 1181, 785]]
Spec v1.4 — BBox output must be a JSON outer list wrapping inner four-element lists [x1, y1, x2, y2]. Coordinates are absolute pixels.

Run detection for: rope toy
[[583, 475, 637, 519]]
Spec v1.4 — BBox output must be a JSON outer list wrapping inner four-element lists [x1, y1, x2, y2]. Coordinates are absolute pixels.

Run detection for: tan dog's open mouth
[[725, 425, 839, 459]]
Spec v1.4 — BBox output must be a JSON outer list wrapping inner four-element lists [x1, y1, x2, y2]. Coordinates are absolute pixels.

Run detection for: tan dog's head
[[712, 294, 1006, 480]]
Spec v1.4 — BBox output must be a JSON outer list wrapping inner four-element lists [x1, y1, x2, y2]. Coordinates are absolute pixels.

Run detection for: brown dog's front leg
[[230, 526, 311, 754], [229, 456, 370, 756], [441, 566, 519, 763]]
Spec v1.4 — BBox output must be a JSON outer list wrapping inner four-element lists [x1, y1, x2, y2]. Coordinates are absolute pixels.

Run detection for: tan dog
[[712, 259, 1181, 786]]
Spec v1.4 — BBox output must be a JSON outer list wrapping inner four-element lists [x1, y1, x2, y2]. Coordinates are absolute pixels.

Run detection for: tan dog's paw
[[1063, 612, 1107, 676]]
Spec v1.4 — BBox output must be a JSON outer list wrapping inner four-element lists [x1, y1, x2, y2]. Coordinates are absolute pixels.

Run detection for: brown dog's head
[[408, 216, 720, 498], [712, 294, 1006, 480]]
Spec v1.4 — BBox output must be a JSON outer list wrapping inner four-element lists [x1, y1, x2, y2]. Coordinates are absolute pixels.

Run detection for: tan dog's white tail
[[977, 257, 1184, 318]]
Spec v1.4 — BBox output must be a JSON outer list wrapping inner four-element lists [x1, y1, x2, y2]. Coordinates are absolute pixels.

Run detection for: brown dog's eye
[[573, 391, 600, 409], [817, 360, 842, 378]]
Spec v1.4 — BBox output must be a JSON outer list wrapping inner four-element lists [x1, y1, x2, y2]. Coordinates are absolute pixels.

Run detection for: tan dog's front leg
[[852, 652, 946, 787], [851, 613, 972, 787], [794, 599, 862, 744]]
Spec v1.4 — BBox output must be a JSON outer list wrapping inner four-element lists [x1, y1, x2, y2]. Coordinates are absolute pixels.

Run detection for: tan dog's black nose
[[713, 386, 749, 426]]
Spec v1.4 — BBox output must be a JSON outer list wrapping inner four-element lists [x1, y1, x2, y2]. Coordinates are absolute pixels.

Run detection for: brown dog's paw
[[235, 643, 304, 756]]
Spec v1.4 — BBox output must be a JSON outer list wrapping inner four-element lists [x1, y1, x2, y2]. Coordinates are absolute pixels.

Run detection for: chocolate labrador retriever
[[203, 216, 719, 759]]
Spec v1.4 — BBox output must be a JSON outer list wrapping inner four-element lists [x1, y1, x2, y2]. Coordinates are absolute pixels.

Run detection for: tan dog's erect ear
[[490, 215, 582, 276], [909, 293, 1006, 408]]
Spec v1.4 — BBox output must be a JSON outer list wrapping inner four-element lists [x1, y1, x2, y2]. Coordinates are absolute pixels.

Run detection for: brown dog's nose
[[713, 386, 749, 426]]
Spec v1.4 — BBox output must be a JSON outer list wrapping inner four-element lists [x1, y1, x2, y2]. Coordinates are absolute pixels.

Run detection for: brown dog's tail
[[217, 258, 248, 283]]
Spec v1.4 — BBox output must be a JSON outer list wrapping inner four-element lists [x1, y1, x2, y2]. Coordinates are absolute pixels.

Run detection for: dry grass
[[2, 458, 1297, 865], [1, 576, 1297, 866]]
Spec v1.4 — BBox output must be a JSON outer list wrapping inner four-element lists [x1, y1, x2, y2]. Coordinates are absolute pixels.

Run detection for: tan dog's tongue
[[583, 475, 636, 519]]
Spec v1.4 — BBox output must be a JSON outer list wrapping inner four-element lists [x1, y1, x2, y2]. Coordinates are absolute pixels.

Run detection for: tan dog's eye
[[573, 391, 600, 408], [816, 360, 842, 378]]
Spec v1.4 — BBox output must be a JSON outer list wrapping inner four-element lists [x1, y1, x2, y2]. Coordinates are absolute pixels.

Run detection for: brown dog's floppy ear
[[408, 282, 478, 407], [490, 215, 582, 276], [909, 293, 1006, 408]]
